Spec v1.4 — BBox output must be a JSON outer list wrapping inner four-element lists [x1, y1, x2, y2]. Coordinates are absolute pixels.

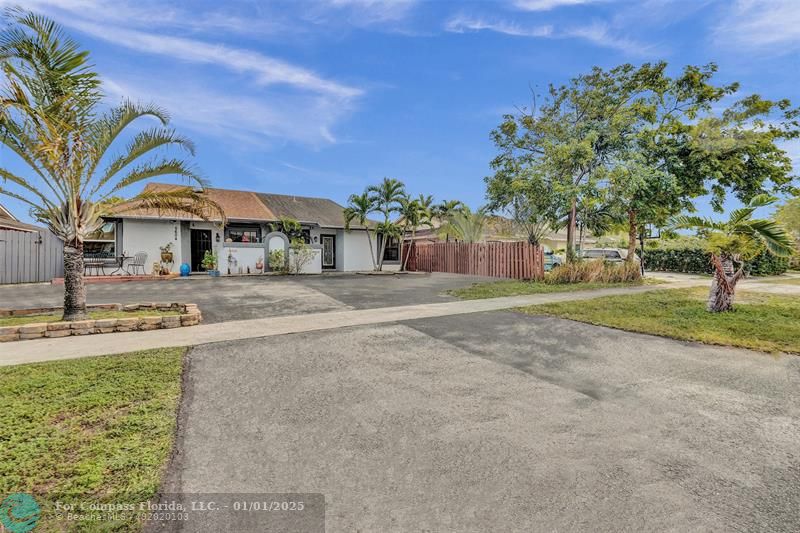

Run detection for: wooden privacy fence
[[407, 241, 544, 280], [0, 229, 64, 284]]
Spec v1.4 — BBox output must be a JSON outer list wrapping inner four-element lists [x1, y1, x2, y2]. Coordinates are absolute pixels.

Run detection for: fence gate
[[0, 229, 64, 284], [406, 241, 544, 280]]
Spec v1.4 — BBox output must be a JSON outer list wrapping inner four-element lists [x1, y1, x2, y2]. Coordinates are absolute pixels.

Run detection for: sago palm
[[0, 11, 221, 320], [343, 191, 378, 271], [673, 194, 793, 312]]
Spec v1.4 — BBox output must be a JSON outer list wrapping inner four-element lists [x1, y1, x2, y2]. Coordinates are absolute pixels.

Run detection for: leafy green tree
[[673, 195, 794, 312], [489, 63, 670, 261], [485, 165, 562, 246], [0, 11, 220, 320], [775, 196, 800, 247], [343, 191, 378, 271]]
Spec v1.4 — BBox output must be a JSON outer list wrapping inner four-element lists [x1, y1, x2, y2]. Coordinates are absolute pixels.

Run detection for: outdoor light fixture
[[215, 233, 220, 243], [313, 236, 319, 243]]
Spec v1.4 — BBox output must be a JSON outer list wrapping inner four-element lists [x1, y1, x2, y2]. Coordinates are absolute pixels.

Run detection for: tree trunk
[[365, 229, 377, 271], [566, 197, 577, 262], [62, 240, 88, 321], [707, 254, 742, 313], [627, 210, 637, 261], [402, 229, 416, 271]]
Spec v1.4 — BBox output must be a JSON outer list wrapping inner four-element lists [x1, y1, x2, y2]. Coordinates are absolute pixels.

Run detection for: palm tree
[[431, 199, 465, 242], [343, 191, 377, 271], [441, 206, 487, 243], [398, 194, 432, 271], [367, 177, 406, 270], [673, 195, 793, 312], [0, 11, 221, 320]]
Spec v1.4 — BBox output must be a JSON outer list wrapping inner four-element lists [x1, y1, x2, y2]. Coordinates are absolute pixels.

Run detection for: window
[[379, 235, 400, 262], [225, 224, 262, 243], [84, 221, 115, 256]]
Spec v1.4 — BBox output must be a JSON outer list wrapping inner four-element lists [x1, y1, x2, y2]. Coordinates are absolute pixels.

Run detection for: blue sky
[[2, 0, 799, 223]]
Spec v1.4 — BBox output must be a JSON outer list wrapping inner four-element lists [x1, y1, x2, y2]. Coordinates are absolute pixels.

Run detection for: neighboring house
[[406, 215, 597, 251], [106, 183, 387, 274], [0, 202, 41, 233]]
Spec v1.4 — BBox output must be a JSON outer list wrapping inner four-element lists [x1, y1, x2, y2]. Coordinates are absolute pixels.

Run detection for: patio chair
[[129, 252, 148, 275]]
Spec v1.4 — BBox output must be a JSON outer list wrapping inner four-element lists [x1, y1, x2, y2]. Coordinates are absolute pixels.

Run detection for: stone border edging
[[0, 303, 202, 342]]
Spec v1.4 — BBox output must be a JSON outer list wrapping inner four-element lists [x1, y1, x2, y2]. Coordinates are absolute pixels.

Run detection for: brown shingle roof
[[109, 183, 372, 228], [255, 192, 352, 228], [0, 218, 41, 232], [109, 183, 274, 222]]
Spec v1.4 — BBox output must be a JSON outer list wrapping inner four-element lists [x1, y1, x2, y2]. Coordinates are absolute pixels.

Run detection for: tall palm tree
[[398, 194, 432, 271], [441, 206, 487, 243], [0, 11, 221, 320], [431, 199, 465, 242], [367, 177, 406, 270], [343, 191, 377, 271], [673, 195, 793, 312]]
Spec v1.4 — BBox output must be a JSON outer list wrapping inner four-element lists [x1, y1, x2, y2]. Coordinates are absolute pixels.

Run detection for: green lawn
[[519, 287, 800, 354], [753, 277, 800, 286], [0, 348, 185, 532], [0, 309, 180, 327], [448, 279, 647, 300]]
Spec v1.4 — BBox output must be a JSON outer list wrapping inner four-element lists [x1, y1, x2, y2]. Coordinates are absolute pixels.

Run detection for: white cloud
[[714, 0, 800, 51], [320, 0, 419, 23], [104, 75, 351, 147], [511, 0, 607, 11], [444, 15, 553, 37], [65, 19, 361, 99], [444, 14, 652, 55]]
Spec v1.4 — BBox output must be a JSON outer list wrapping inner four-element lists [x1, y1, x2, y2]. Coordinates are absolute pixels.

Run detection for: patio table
[[109, 255, 133, 276]]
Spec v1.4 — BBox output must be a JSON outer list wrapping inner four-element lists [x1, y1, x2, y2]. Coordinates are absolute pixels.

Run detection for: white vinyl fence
[[0, 228, 64, 284]]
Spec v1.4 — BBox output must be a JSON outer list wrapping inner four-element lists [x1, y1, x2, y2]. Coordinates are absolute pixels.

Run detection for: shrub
[[643, 247, 789, 276], [288, 239, 316, 275], [545, 260, 641, 284], [268, 249, 287, 273]]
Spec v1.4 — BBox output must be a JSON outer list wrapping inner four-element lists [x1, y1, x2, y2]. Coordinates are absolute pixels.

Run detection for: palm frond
[[101, 158, 206, 199], [86, 100, 170, 182], [746, 219, 795, 256], [669, 215, 721, 231], [90, 127, 195, 196], [117, 187, 225, 222]]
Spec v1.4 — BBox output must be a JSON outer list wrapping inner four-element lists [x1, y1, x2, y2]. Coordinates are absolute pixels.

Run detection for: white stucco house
[[98, 183, 396, 275]]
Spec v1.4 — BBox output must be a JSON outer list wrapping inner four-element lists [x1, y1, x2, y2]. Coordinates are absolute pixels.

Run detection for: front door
[[321, 235, 336, 269], [190, 229, 212, 272]]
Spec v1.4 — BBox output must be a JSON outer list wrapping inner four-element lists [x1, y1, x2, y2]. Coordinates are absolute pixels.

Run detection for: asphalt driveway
[[163, 311, 800, 532], [0, 273, 486, 323]]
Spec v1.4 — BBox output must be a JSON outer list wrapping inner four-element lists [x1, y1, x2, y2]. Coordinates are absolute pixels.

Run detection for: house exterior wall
[[342, 229, 377, 272], [121, 219, 379, 274], [122, 219, 182, 273]]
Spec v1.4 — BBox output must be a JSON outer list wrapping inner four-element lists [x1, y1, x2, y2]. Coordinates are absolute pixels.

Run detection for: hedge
[[643, 247, 789, 276]]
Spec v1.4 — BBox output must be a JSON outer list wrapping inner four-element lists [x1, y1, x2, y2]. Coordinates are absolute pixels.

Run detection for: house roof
[[0, 203, 18, 221], [108, 183, 364, 228], [109, 183, 274, 222], [255, 193, 351, 228], [0, 218, 41, 232]]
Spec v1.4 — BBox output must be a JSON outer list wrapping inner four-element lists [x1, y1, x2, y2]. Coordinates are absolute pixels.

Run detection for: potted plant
[[255, 256, 264, 272], [201, 250, 220, 277], [160, 242, 174, 263]]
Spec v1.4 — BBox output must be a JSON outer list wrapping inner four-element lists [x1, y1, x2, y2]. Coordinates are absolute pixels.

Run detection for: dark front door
[[191, 229, 212, 271], [321, 234, 336, 269]]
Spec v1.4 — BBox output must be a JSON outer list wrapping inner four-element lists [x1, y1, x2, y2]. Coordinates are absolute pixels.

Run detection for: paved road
[[163, 314, 800, 532]]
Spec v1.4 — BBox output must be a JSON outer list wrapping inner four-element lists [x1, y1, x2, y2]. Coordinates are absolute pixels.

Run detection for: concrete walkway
[[0, 281, 704, 366]]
